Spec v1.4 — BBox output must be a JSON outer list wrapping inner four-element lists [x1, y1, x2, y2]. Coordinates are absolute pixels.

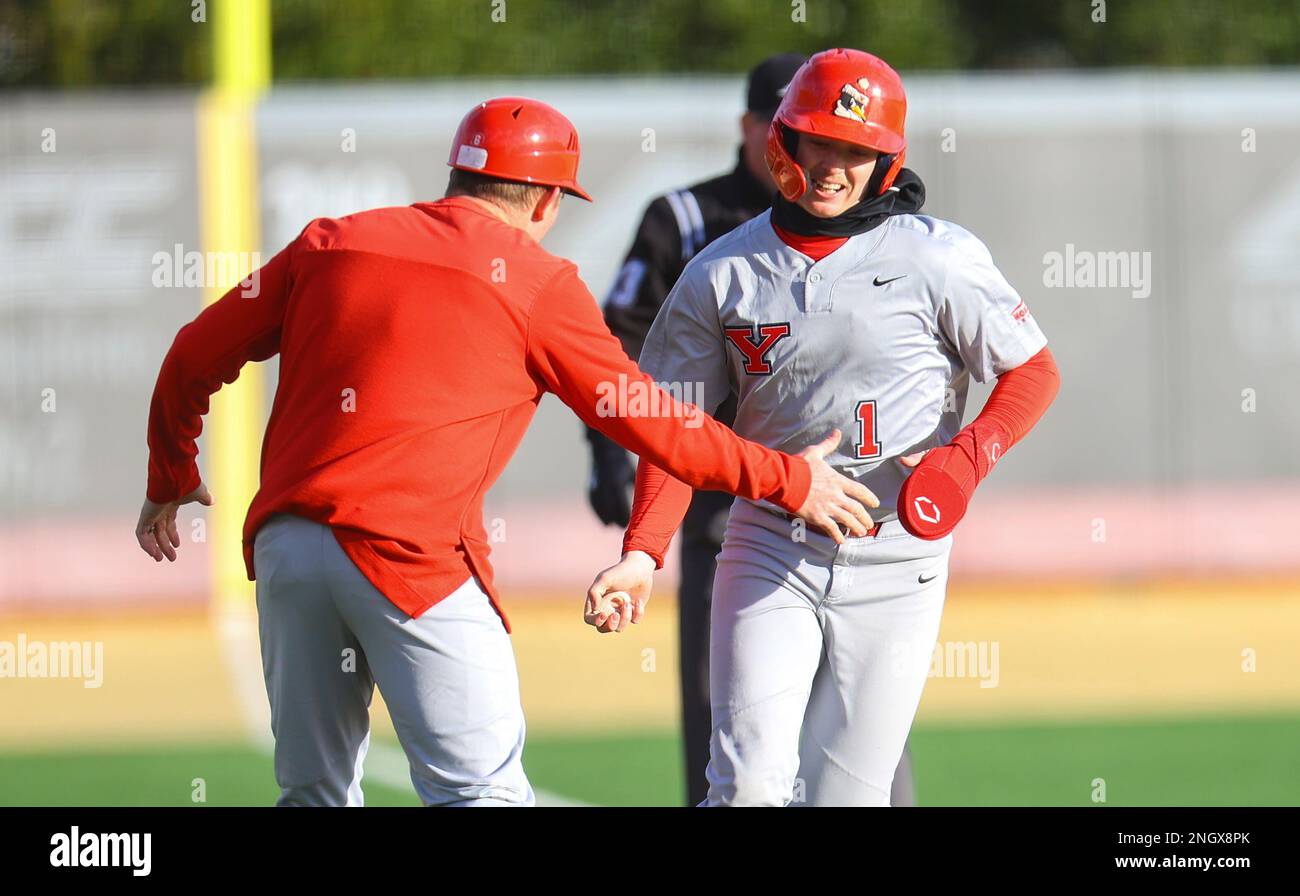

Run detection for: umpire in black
[[586, 53, 918, 807]]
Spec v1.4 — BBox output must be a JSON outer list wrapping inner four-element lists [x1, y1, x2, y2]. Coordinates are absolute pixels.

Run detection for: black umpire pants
[[678, 491, 916, 807]]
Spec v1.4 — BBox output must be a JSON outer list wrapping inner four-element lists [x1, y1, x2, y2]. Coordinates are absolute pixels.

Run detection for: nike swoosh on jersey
[[873, 274, 908, 286]]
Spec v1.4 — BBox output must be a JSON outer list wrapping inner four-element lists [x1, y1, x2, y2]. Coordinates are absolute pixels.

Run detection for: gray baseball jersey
[[638, 210, 1048, 520]]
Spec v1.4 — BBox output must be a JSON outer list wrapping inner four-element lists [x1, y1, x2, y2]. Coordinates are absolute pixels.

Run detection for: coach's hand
[[584, 550, 655, 634], [588, 434, 635, 527], [793, 430, 879, 544], [135, 483, 214, 562]]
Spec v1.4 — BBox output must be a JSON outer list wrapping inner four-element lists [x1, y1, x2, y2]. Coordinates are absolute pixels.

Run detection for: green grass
[[2, 713, 1297, 806], [0, 743, 420, 807], [907, 714, 1300, 807], [523, 731, 683, 806], [525, 713, 1300, 806]]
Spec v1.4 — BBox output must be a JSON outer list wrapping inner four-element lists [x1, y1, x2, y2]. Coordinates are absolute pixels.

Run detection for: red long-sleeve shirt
[[146, 198, 811, 627]]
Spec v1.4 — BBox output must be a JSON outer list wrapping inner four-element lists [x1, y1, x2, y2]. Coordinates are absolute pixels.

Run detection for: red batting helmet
[[447, 96, 593, 201], [765, 49, 907, 202]]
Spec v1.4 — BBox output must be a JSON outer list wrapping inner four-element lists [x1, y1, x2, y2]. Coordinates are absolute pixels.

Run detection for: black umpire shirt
[[587, 148, 775, 535]]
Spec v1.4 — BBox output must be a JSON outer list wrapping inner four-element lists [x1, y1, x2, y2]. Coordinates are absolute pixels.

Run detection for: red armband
[[898, 347, 1060, 540], [898, 418, 1006, 540]]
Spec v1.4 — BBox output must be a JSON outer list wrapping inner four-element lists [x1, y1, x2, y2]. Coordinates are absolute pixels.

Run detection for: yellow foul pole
[[199, 0, 270, 611]]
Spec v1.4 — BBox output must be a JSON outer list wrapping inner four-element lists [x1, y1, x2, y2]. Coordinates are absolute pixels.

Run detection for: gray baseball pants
[[705, 498, 952, 807], [253, 513, 534, 807]]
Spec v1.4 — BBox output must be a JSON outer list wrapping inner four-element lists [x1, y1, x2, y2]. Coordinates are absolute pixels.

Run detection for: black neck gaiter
[[770, 167, 927, 237]]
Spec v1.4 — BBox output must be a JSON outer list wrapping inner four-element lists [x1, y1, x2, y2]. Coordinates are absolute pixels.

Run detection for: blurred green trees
[[3, 0, 1298, 88]]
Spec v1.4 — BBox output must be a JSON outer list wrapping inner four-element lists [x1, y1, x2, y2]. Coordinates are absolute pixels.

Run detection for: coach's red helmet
[[766, 49, 907, 202], [448, 97, 593, 201]]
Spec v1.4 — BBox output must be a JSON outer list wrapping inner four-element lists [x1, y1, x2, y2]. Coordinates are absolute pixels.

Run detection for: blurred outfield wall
[[3, 72, 1299, 609]]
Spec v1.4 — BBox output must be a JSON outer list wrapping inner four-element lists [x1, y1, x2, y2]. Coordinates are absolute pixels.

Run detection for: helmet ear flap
[[874, 150, 906, 195], [782, 125, 799, 160], [765, 120, 808, 202]]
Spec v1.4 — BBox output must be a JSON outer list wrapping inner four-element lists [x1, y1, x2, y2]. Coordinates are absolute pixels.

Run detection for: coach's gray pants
[[254, 514, 534, 807]]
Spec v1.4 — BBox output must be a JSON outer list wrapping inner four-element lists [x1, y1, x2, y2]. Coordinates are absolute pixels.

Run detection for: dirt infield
[[2, 579, 1298, 748]]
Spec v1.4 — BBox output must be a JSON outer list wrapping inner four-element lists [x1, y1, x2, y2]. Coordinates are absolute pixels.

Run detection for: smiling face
[[793, 133, 880, 218]]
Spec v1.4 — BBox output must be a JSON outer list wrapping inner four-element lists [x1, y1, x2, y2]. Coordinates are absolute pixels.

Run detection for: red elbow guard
[[898, 419, 1007, 540]]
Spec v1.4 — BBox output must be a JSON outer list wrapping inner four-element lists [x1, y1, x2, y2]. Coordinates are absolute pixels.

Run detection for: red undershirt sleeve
[[621, 462, 693, 568], [895, 345, 1060, 540], [973, 345, 1060, 450]]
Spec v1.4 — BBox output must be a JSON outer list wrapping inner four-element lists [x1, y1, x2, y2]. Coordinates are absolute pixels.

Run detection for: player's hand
[[899, 451, 928, 467], [793, 430, 879, 544], [135, 483, 214, 562], [587, 435, 635, 527], [584, 550, 655, 634]]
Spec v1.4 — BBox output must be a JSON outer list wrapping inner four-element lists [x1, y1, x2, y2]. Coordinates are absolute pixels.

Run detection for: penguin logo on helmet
[[833, 79, 873, 123]]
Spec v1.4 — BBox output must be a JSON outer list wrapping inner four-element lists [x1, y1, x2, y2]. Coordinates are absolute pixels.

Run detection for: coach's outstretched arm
[[526, 265, 877, 544], [136, 242, 295, 561]]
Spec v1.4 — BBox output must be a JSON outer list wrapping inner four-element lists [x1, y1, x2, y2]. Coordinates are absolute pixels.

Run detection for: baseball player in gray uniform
[[586, 49, 1060, 806]]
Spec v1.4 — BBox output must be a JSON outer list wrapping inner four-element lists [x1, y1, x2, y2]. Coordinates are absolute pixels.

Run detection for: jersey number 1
[[854, 400, 881, 459]]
